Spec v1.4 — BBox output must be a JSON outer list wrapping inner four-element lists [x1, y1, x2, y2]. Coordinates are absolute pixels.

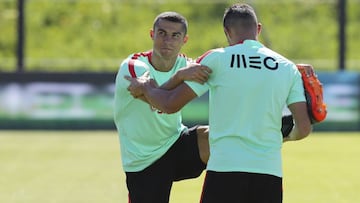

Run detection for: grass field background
[[1, 131, 359, 203]]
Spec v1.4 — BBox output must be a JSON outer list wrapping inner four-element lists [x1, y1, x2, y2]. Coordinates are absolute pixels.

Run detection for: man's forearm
[[141, 82, 195, 114], [159, 72, 183, 90], [142, 85, 176, 113], [159, 64, 211, 90], [283, 124, 312, 142]]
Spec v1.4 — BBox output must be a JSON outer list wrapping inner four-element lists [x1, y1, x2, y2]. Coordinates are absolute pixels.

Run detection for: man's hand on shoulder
[[177, 63, 212, 84]]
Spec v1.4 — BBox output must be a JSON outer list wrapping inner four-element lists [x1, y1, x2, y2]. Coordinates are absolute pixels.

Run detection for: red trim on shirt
[[128, 59, 137, 78], [196, 50, 214, 63], [130, 51, 153, 74], [196, 40, 245, 63], [132, 51, 152, 60], [237, 40, 244, 44], [128, 51, 153, 78]]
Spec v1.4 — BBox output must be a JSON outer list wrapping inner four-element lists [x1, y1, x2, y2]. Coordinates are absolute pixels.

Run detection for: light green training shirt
[[114, 51, 191, 172], [186, 40, 306, 177]]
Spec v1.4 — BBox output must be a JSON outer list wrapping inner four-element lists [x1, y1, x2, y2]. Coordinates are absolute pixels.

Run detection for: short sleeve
[[184, 80, 209, 97], [183, 50, 220, 97], [115, 58, 150, 89], [287, 67, 306, 105]]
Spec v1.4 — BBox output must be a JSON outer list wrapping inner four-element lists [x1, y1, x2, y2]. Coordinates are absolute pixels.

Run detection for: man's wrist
[[174, 70, 184, 82]]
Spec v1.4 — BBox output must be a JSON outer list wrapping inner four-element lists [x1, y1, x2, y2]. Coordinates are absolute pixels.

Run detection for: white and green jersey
[[114, 51, 191, 172], [185, 40, 306, 177]]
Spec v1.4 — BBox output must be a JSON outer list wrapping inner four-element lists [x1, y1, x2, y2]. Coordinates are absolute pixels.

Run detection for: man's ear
[[150, 30, 154, 39], [257, 23, 262, 35], [183, 35, 189, 44]]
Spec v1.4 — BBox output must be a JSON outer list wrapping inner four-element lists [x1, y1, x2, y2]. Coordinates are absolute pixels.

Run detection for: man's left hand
[[125, 75, 157, 98]]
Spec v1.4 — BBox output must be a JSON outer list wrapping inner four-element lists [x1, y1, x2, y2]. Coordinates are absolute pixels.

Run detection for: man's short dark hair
[[153, 11, 188, 34], [223, 3, 258, 29]]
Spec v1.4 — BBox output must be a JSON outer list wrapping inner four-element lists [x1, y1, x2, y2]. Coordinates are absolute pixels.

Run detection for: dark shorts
[[126, 126, 206, 203], [200, 171, 283, 203]]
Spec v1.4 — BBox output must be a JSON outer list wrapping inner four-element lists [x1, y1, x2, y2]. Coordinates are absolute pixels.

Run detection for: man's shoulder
[[118, 51, 152, 77], [127, 51, 152, 62], [258, 46, 295, 66], [121, 51, 152, 65], [196, 48, 223, 63], [177, 53, 194, 63]]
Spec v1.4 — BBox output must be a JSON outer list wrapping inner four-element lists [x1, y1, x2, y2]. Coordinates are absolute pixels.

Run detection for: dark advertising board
[[0, 72, 359, 131]]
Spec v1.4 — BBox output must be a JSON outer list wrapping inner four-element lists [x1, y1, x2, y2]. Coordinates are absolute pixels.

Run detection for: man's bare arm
[[160, 64, 211, 90], [126, 77, 197, 114], [283, 102, 312, 142], [127, 63, 211, 104]]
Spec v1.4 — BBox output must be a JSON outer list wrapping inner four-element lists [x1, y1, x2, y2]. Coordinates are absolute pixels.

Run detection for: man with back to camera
[[126, 3, 312, 202]]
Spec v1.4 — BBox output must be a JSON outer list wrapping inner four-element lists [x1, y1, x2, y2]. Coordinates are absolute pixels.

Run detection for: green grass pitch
[[0, 131, 359, 203]]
